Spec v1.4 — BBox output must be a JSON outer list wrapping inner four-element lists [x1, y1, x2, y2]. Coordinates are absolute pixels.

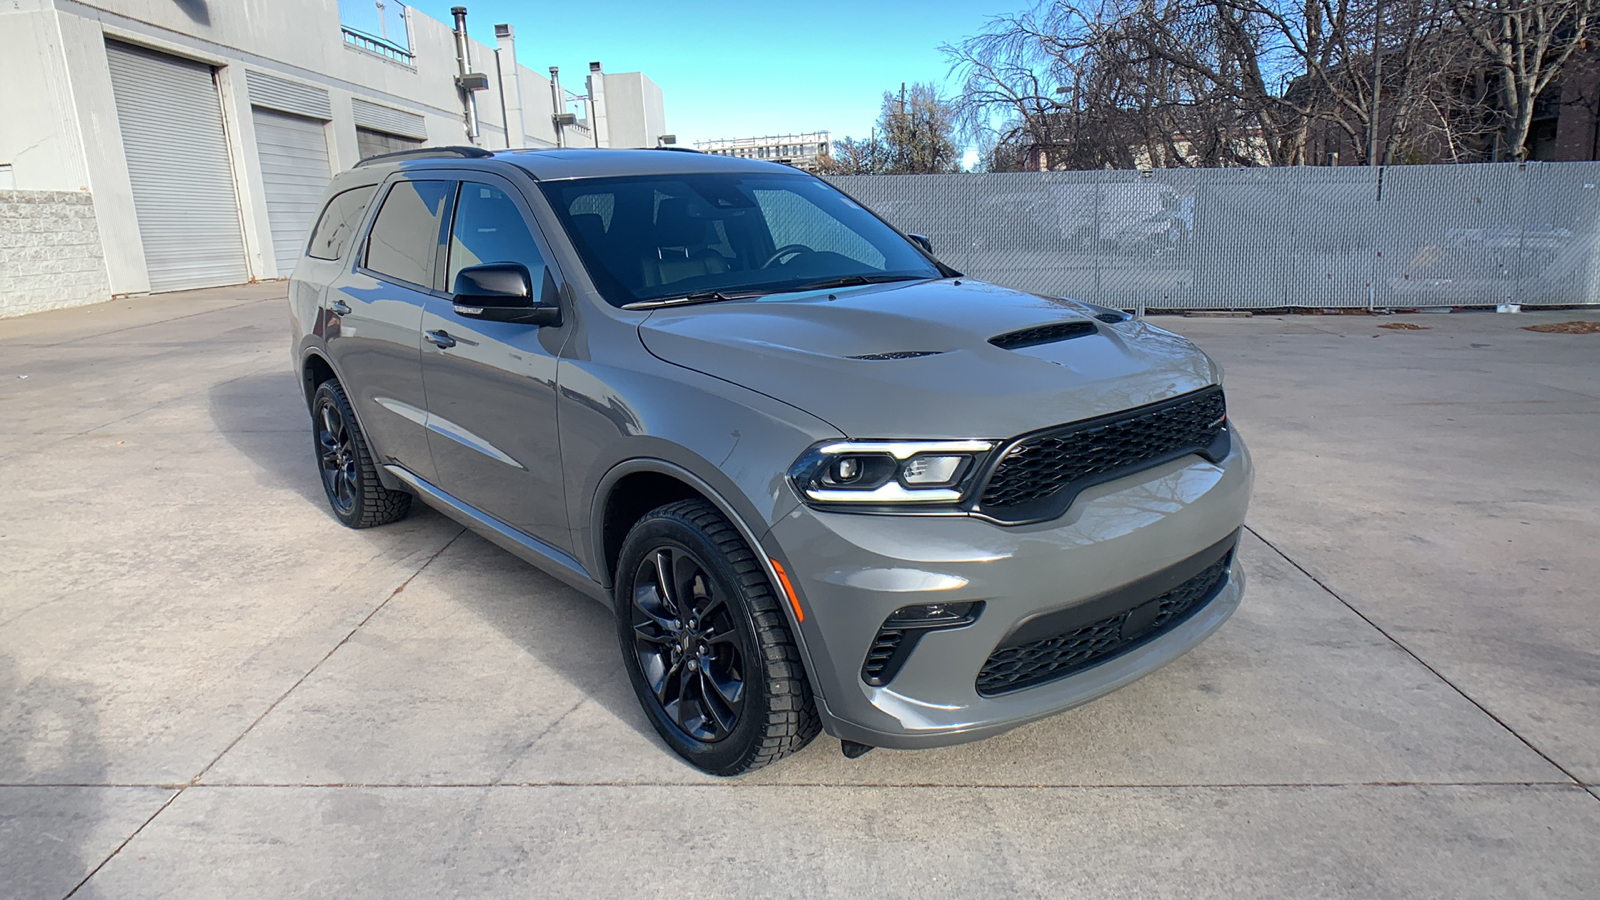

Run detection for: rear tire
[[310, 379, 411, 529], [615, 499, 820, 775]]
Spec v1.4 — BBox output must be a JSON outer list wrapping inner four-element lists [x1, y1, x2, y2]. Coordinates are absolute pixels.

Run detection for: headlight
[[788, 440, 994, 507]]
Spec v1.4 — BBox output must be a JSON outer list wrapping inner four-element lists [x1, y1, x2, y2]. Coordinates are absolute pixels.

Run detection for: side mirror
[[907, 233, 934, 254], [451, 263, 561, 326]]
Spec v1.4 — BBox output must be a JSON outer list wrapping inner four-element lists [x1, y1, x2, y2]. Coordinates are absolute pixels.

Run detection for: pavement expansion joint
[[188, 525, 470, 785], [53, 526, 468, 899], [13, 297, 269, 350], [60, 789, 182, 900], [15, 780, 1575, 790], [1243, 524, 1587, 789]]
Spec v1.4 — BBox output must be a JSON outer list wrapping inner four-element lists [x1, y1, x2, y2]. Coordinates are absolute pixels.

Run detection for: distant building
[[0, 0, 667, 315], [694, 133, 832, 171]]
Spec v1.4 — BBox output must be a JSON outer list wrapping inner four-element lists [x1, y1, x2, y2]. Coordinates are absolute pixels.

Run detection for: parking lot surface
[[3, 284, 1598, 898]]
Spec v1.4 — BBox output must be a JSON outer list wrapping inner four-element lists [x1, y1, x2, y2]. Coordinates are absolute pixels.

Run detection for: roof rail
[[354, 146, 496, 167], [653, 146, 703, 153]]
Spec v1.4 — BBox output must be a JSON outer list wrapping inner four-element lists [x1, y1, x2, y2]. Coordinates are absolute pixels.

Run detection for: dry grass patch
[[1378, 322, 1429, 330], [1523, 321, 1600, 334]]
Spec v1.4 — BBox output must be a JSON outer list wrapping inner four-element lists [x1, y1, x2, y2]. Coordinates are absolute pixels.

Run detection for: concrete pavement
[[2, 284, 1597, 897]]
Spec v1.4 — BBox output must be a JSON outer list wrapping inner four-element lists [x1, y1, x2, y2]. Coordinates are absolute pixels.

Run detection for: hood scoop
[[989, 320, 1098, 351], [847, 350, 946, 361]]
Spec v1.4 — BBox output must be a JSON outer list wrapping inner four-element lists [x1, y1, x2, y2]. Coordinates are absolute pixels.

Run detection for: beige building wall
[[0, 0, 668, 314]]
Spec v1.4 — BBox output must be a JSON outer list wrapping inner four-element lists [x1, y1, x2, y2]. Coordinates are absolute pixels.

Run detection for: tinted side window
[[447, 182, 546, 290], [364, 180, 452, 288], [306, 186, 377, 261]]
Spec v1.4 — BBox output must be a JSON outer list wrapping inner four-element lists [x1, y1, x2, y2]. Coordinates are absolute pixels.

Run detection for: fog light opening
[[862, 601, 984, 687], [886, 601, 979, 627]]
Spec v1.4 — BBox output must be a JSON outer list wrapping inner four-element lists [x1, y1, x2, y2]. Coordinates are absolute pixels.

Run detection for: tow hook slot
[[841, 740, 875, 760]]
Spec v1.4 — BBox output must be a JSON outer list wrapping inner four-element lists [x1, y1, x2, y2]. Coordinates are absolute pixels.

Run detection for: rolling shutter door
[[105, 41, 249, 292], [251, 108, 331, 276], [352, 99, 428, 161], [356, 128, 424, 161]]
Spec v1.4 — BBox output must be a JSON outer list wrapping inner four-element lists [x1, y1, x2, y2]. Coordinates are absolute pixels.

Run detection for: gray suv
[[288, 147, 1252, 775]]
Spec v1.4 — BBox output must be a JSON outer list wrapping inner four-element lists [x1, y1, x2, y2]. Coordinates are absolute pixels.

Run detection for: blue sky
[[356, 1, 1019, 146]]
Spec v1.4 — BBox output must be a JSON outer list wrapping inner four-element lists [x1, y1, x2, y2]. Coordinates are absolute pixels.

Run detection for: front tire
[[310, 379, 411, 529], [615, 499, 820, 775]]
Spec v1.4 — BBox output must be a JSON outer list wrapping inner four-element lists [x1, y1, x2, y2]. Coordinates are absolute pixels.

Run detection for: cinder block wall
[[0, 190, 111, 318]]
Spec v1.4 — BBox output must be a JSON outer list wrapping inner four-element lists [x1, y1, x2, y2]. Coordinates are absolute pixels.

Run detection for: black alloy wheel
[[615, 499, 820, 775], [316, 399, 359, 517], [309, 379, 412, 529], [629, 545, 748, 742]]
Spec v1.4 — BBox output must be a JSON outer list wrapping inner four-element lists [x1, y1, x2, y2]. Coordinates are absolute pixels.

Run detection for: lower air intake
[[975, 551, 1232, 696]]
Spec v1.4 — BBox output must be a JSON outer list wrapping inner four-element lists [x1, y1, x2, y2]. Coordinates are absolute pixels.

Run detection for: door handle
[[424, 329, 457, 349], [328, 298, 352, 316]]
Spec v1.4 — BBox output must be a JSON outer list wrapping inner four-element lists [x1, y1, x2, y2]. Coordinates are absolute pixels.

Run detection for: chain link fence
[[826, 162, 1600, 310]]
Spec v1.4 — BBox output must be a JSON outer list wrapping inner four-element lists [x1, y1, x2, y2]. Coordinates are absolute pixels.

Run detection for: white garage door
[[252, 107, 331, 276], [105, 41, 250, 293]]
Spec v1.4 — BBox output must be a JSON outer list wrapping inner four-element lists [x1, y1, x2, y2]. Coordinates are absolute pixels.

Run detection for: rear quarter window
[[306, 186, 378, 261]]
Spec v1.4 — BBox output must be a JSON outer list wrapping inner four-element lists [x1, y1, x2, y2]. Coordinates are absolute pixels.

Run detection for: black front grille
[[976, 387, 1227, 524], [976, 553, 1232, 696]]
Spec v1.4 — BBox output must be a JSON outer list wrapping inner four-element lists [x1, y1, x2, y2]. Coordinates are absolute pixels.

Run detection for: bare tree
[[1447, 0, 1596, 158], [947, 1, 1334, 168], [947, 0, 1594, 168]]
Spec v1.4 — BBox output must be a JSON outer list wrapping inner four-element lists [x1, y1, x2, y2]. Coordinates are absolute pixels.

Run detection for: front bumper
[[763, 438, 1252, 750]]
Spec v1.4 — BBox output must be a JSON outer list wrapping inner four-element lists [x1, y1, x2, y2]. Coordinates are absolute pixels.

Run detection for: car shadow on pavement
[[206, 369, 663, 755], [206, 368, 334, 511], [434, 533, 664, 751], [0, 654, 112, 899]]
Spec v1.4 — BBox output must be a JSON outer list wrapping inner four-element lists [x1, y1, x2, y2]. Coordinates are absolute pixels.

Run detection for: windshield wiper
[[622, 274, 929, 310], [621, 289, 766, 310], [768, 274, 931, 295]]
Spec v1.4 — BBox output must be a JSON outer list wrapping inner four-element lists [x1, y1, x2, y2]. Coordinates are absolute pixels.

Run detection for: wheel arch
[[300, 348, 339, 408], [590, 458, 825, 704], [298, 347, 407, 494]]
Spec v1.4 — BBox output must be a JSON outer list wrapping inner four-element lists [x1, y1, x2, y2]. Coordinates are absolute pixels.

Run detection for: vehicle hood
[[637, 279, 1220, 440]]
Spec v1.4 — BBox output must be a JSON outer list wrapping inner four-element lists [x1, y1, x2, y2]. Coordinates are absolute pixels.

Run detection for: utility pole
[[1369, 0, 1383, 166], [899, 83, 907, 171]]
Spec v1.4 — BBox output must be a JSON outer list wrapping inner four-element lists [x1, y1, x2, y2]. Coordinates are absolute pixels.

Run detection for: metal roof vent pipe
[[587, 61, 609, 147], [550, 66, 570, 148], [451, 6, 483, 143]]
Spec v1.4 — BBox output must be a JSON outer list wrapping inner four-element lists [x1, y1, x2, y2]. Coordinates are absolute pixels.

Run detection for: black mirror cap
[[452, 262, 533, 303], [907, 233, 934, 254], [452, 264, 562, 326]]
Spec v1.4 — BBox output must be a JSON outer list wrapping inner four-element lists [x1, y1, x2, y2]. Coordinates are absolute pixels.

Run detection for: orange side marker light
[[770, 559, 804, 623]]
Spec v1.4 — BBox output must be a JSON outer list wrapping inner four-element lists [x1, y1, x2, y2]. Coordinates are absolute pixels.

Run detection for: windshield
[[539, 172, 943, 307]]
